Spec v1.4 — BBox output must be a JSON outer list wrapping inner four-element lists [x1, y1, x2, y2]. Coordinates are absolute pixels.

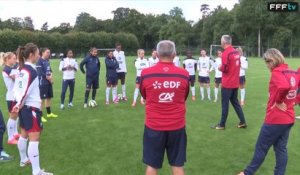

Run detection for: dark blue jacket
[[36, 58, 52, 85], [80, 55, 100, 76], [105, 56, 119, 78]]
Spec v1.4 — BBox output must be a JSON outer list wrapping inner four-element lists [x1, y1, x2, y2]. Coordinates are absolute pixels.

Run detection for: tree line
[[0, 0, 299, 57]]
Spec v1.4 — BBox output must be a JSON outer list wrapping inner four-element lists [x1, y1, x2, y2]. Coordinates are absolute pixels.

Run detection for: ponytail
[[17, 43, 38, 69], [17, 46, 26, 69]]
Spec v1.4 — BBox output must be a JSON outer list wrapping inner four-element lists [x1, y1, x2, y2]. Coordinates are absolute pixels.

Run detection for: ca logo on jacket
[[152, 80, 181, 103]]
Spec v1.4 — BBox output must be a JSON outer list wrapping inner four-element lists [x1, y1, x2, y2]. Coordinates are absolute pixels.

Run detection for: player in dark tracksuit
[[80, 47, 100, 108], [105, 51, 119, 104], [36, 48, 58, 122]]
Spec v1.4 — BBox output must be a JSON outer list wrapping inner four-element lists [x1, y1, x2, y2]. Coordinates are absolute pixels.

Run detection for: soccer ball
[[117, 94, 123, 100], [88, 100, 97, 107]]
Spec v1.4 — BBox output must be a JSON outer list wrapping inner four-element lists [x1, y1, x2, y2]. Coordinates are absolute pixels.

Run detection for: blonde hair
[[1, 52, 15, 66], [137, 49, 145, 57], [236, 47, 243, 56], [263, 48, 285, 68]]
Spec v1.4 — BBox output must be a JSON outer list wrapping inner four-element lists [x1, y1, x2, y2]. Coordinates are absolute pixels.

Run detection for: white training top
[[240, 56, 248, 77], [2, 66, 18, 101], [59, 57, 78, 80], [173, 56, 180, 67], [14, 62, 41, 109], [135, 57, 149, 77], [214, 57, 222, 78], [197, 56, 214, 77], [183, 58, 197, 75], [113, 50, 127, 73], [148, 57, 159, 67]]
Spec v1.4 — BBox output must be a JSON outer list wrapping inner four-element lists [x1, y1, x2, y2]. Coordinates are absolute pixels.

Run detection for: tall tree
[[41, 22, 49, 32], [24, 16, 34, 30]]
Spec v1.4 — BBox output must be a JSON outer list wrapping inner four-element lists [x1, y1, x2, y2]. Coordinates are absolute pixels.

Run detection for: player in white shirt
[[148, 49, 159, 67], [173, 55, 181, 67], [183, 50, 197, 101], [197, 49, 214, 100], [113, 43, 128, 101], [213, 50, 223, 102], [59, 50, 78, 109], [2, 52, 20, 144], [132, 49, 149, 106], [13, 43, 53, 175], [237, 47, 248, 106]]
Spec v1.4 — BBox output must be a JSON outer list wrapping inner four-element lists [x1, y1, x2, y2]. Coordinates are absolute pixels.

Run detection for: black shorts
[[86, 75, 99, 89], [215, 77, 222, 84], [6, 101, 16, 113], [189, 75, 195, 83], [117, 72, 126, 80], [39, 84, 53, 99], [19, 106, 43, 133], [106, 77, 118, 86], [240, 76, 246, 85], [136, 76, 141, 84], [143, 126, 187, 169], [198, 76, 210, 84]]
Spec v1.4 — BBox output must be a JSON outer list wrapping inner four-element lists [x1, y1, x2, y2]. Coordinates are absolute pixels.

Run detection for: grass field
[[0, 57, 299, 175]]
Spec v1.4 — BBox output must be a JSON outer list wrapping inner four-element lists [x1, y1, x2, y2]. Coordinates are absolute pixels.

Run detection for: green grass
[[0, 57, 299, 175]]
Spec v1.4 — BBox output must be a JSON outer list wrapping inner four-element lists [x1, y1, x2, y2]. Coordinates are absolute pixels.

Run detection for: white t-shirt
[[240, 56, 248, 77], [197, 56, 213, 77], [135, 58, 149, 77], [183, 58, 197, 75], [59, 57, 78, 80], [148, 57, 159, 67], [214, 57, 222, 78], [173, 56, 180, 67], [113, 50, 127, 73]]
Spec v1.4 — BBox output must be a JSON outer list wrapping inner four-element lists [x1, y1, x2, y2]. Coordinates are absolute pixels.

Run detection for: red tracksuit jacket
[[296, 67, 300, 105], [265, 64, 300, 124], [220, 46, 241, 88], [140, 62, 189, 131]]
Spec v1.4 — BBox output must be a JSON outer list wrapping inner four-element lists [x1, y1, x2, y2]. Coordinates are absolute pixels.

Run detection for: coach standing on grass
[[140, 40, 189, 175], [212, 35, 247, 130]]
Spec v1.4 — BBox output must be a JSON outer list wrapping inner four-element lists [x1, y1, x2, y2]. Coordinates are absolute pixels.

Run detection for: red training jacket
[[265, 64, 300, 124], [220, 46, 241, 88], [140, 62, 190, 131], [296, 67, 300, 105]]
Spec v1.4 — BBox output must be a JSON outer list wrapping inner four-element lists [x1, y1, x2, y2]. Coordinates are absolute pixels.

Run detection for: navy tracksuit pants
[[0, 109, 6, 153], [61, 79, 75, 104]]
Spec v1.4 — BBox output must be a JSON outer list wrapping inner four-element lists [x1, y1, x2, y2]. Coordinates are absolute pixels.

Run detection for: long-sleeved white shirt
[[135, 57, 149, 77], [113, 50, 127, 73], [240, 56, 248, 77], [59, 57, 78, 80], [2, 66, 18, 101]]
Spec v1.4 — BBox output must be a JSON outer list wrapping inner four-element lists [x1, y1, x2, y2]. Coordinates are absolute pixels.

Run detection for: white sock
[[7, 118, 16, 140], [112, 87, 117, 100], [191, 86, 195, 96], [106, 87, 110, 102], [214, 87, 219, 100], [241, 88, 246, 101], [133, 88, 139, 103], [14, 117, 19, 135], [18, 137, 28, 163], [207, 87, 211, 99], [122, 85, 126, 97], [28, 141, 40, 175], [200, 87, 204, 98]]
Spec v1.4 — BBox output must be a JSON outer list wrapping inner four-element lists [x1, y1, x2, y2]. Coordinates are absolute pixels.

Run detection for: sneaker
[[113, 98, 119, 104], [20, 159, 31, 167], [211, 124, 225, 130], [240, 101, 245, 106], [13, 134, 20, 140], [106, 101, 109, 105], [140, 99, 145, 105], [296, 116, 300, 120], [192, 96, 196, 101], [68, 103, 73, 108], [122, 97, 128, 101], [0, 151, 13, 162], [60, 104, 64, 110], [35, 169, 53, 175], [83, 103, 87, 108], [237, 123, 247, 128], [238, 172, 245, 175], [7, 138, 18, 145], [132, 102, 136, 107], [42, 117, 47, 123], [47, 113, 58, 118]]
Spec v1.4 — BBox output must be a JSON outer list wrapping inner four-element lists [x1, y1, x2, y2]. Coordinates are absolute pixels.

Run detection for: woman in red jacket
[[238, 49, 300, 175]]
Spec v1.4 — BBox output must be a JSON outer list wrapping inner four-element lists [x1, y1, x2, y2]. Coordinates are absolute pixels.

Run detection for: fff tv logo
[[268, 2, 299, 12]]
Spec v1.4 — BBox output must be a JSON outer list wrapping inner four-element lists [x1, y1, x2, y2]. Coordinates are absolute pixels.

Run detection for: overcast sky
[[0, 0, 239, 29]]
